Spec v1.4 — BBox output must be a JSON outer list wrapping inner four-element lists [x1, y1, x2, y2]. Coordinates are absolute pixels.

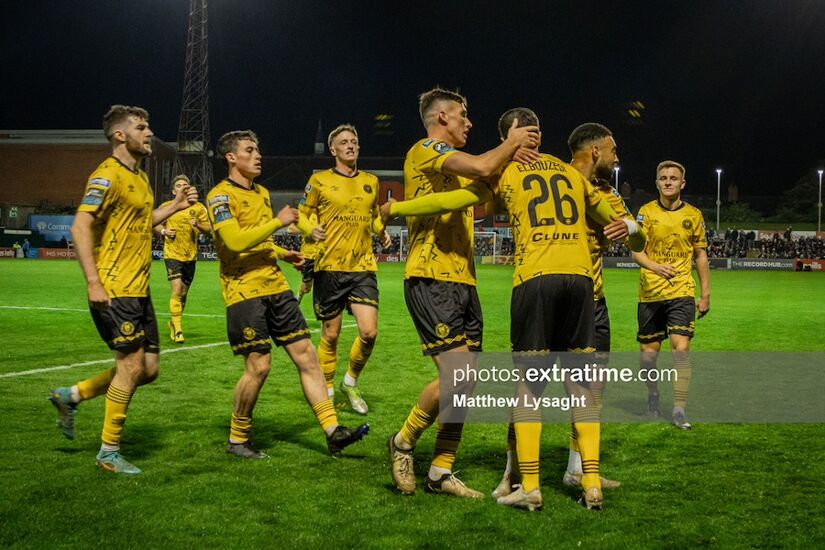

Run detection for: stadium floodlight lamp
[[715, 169, 723, 232]]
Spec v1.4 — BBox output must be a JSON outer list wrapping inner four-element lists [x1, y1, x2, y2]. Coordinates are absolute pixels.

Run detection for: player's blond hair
[[102, 104, 149, 144], [170, 174, 191, 191], [327, 124, 358, 148], [418, 87, 467, 127], [657, 160, 686, 178]]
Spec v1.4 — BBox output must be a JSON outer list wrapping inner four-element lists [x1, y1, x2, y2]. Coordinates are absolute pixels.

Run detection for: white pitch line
[[0, 323, 356, 379]]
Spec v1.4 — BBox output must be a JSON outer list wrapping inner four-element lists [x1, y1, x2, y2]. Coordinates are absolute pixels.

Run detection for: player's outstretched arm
[[71, 212, 110, 309], [694, 248, 711, 317], [389, 181, 492, 218], [442, 119, 539, 179], [216, 205, 297, 252]]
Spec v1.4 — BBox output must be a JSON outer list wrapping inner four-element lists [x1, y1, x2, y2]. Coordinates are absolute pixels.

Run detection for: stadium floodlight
[[818, 169, 823, 233], [614, 166, 620, 188], [716, 169, 723, 232]]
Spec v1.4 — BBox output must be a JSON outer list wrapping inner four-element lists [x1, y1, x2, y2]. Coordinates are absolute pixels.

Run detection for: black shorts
[[90, 297, 160, 353], [403, 277, 483, 356], [637, 297, 696, 343], [301, 258, 316, 284], [313, 271, 379, 321], [165, 259, 196, 287], [593, 297, 611, 353], [226, 292, 310, 355], [510, 275, 595, 353]]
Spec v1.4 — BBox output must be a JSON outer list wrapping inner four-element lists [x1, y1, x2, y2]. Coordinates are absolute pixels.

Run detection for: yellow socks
[[317, 337, 337, 391], [574, 421, 601, 490], [399, 404, 437, 448], [229, 413, 253, 444], [101, 384, 133, 448], [673, 353, 692, 409], [346, 336, 374, 382], [431, 423, 463, 470], [513, 407, 542, 493], [311, 399, 338, 433], [77, 367, 116, 401], [169, 295, 183, 333]]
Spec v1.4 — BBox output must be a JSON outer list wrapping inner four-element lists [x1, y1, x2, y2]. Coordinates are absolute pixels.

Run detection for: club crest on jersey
[[363, 184, 372, 193], [435, 323, 450, 339], [682, 219, 693, 230], [120, 322, 135, 336]]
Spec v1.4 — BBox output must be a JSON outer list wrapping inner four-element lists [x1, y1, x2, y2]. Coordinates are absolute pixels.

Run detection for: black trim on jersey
[[331, 167, 360, 178], [225, 177, 258, 192], [656, 199, 686, 212], [109, 156, 140, 174]]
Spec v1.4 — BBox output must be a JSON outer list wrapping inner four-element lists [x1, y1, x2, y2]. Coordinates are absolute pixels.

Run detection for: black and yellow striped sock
[[77, 367, 116, 401], [673, 353, 692, 409], [229, 413, 252, 444], [317, 337, 337, 390], [399, 404, 436, 448], [311, 399, 338, 433], [573, 402, 601, 490], [431, 423, 463, 470], [101, 384, 133, 448], [346, 336, 374, 381], [513, 407, 542, 493]]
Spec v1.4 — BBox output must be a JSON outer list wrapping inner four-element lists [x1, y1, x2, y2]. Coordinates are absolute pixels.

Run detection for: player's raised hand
[[184, 185, 199, 205], [311, 224, 326, 242], [506, 118, 540, 150], [87, 280, 111, 310], [380, 198, 396, 224], [513, 146, 541, 164], [602, 217, 630, 241], [277, 204, 299, 226]]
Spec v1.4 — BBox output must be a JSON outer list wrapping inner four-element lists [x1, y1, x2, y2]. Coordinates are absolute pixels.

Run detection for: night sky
[[3, 1, 824, 197]]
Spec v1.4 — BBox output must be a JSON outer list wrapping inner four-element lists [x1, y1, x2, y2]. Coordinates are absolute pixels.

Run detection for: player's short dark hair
[[567, 123, 612, 154], [170, 174, 191, 191], [102, 104, 149, 143], [657, 160, 686, 178], [217, 130, 259, 166], [327, 124, 358, 148], [418, 87, 468, 126], [498, 108, 539, 140]]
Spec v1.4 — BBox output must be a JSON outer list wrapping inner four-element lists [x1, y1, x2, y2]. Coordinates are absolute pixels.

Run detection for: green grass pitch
[[0, 260, 823, 548]]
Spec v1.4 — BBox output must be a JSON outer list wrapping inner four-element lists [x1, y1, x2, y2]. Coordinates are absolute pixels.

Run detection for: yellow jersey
[[76, 157, 154, 298], [206, 179, 291, 307], [403, 138, 476, 285], [299, 169, 379, 272], [636, 200, 707, 302], [587, 181, 633, 300], [159, 201, 209, 262], [495, 154, 603, 287]]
